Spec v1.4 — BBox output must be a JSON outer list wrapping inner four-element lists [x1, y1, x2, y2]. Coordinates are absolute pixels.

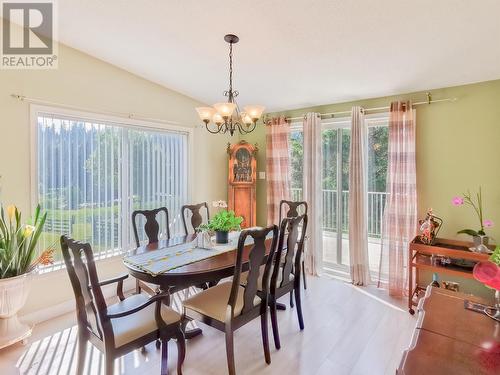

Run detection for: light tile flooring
[[0, 276, 415, 375]]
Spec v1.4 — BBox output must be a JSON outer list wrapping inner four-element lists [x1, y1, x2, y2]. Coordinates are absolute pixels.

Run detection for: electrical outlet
[[259, 171, 266, 180]]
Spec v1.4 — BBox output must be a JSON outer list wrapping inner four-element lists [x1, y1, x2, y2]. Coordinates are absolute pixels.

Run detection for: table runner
[[124, 229, 268, 276]]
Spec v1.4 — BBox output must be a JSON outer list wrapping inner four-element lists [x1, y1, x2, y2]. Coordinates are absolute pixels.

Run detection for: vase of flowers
[[473, 246, 500, 321], [198, 201, 243, 244], [452, 187, 494, 253], [0, 205, 54, 348]]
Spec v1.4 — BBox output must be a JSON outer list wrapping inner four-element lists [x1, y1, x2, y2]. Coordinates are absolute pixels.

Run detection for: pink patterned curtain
[[379, 101, 417, 297], [266, 117, 291, 225]]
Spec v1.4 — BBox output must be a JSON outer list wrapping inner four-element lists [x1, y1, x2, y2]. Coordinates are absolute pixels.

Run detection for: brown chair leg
[[225, 327, 236, 375], [260, 309, 271, 365], [175, 328, 186, 375], [290, 290, 294, 308], [302, 259, 307, 290], [160, 339, 169, 375], [136, 279, 141, 294], [76, 336, 87, 375], [269, 298, 281, 350], [294, 285, 304, 330], [104, 356, 114, 375]]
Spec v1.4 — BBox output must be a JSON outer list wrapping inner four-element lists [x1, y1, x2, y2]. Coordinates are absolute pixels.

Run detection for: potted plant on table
[[198, 201, 243, 244], [452, 187, 494, 252], [0, 204, 54, 349]]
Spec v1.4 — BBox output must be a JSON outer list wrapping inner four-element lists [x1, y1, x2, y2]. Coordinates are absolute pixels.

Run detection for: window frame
[[30, 104, 194, 270]]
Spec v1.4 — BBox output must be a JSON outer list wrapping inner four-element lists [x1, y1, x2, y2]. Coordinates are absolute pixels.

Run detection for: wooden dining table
[[123, 234, 274, 338]]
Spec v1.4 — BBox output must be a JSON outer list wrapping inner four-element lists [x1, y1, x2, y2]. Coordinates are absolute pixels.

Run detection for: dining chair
[[269, 214, 308, 350], [61, 235, 185, 375], [279, 200, 308, 291], [132, 207, 170, 294], [181, 202, 209, 235], [182, 225, 279, 375]]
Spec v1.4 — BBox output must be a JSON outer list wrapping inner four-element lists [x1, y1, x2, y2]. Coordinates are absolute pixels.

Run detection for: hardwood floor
[[0, 276, 415, 375]]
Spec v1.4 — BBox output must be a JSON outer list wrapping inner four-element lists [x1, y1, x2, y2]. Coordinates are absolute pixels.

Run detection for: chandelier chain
[[228, 42, 233, 100]]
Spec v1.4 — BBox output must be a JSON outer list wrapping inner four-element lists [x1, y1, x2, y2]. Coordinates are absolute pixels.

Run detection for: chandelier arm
[[205, 123, 222, 134], [240, 122, 256, 134]]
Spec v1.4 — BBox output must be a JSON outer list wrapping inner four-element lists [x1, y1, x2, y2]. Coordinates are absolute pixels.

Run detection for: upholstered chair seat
[[183, 282, 261, 322], [108, 294, 182, 348]]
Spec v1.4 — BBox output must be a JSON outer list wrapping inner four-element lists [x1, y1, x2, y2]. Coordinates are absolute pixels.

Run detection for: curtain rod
[[10, 94, 182, 126], [273, 95, 458, 122]]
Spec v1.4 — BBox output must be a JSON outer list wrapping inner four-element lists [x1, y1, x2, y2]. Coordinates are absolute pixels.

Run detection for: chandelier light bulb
[[243, 105, 266, 122], [195, 107, 216, 123], [212, 113, 224, 126], [213, 102, 236, 119], [240, 112, 253, 126]]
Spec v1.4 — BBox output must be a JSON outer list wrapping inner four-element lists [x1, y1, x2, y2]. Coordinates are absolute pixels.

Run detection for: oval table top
[[123, 234, 273, 291]]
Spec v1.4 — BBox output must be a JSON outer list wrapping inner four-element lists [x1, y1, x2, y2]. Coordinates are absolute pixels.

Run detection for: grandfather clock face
[[228, 141, 257, 228], [233, 148, 252, 182]]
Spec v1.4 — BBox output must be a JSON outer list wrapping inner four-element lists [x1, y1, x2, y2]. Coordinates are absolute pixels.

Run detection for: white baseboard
[[20, 278, 136, 325]]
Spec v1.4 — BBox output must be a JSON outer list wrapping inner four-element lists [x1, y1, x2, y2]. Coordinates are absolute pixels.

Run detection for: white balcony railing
[[290, 188, 388, 238]]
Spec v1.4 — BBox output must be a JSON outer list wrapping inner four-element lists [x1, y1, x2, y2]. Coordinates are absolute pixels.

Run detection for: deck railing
[[290, 188, 388, 238]]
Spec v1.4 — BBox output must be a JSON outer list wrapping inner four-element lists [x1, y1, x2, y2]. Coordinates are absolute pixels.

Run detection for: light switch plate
[[259, 171, 266, 180]]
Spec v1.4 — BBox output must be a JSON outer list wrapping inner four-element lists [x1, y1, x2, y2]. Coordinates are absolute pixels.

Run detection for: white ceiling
[[57, 0, 500, 112]]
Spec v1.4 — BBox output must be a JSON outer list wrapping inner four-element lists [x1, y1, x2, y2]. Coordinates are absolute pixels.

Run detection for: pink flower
[[483, 219, 494, 228], [452, 196, 464, 206]]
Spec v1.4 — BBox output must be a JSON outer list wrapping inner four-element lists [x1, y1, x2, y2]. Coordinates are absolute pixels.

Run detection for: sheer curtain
[[348, 107, 370, 285], [266, 116, 291, 225], [378, 101, 417, 296], [303, 113, 323, 276]]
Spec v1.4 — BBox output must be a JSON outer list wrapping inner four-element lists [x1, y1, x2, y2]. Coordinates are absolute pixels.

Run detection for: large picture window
[[34, 108, 190, 269]]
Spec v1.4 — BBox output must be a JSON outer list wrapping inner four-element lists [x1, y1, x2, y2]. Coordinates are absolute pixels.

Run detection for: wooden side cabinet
[[227, 141, 257, 228], [408, 237, 492, 314]]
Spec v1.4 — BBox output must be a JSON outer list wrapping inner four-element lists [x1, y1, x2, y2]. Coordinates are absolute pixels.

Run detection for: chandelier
[[195, 34, 265, 136]]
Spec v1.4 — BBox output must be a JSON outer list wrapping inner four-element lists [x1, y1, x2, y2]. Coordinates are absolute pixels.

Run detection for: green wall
[[241, 79, 500, 298]]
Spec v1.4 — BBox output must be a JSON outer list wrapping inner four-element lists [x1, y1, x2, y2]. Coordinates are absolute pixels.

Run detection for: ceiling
[[56, 0, 500, 112]]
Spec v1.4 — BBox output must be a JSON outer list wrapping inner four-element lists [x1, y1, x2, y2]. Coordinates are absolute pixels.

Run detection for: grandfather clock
[[227, 141, 258, 228]]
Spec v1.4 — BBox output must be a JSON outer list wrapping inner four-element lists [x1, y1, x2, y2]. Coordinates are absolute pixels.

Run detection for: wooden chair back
[[60, 235, 110, 342], [132, 207, 170, 247], [230, 225, 278, 317], [278, 200, 308, 224], [181, 202, 209, 235], [272, 215, 308, 290]]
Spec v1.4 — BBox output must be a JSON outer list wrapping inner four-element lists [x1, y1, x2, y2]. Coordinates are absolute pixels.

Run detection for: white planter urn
[[0, 271, 34, 349]]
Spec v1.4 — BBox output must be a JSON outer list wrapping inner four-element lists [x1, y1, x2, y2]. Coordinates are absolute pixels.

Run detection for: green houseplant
[[0, 204, 53, 349], [198, 204, 243, 244]]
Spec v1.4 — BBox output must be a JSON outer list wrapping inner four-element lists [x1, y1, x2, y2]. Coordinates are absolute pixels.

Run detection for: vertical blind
[[36, 113, 189, 268]]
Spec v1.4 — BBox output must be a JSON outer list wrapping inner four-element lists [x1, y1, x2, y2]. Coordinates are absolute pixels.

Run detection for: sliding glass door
[[288, 115, 388, 278], [322, 121, 351, 274]]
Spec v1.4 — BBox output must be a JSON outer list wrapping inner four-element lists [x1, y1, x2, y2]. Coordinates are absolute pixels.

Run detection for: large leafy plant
[[0, 204, 53, 279], [198, 210, 243, 232]]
